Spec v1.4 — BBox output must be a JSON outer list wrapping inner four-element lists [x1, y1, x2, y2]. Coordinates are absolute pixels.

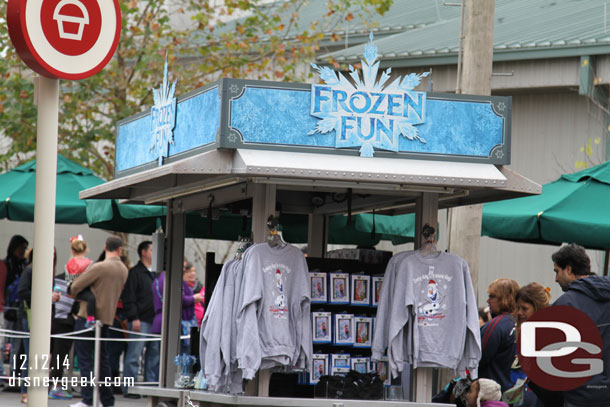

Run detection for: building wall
[[480, 91, 607, 306]]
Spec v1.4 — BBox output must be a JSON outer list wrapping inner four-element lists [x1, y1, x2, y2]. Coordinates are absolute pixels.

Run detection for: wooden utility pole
[[448, 0, 495, 300]]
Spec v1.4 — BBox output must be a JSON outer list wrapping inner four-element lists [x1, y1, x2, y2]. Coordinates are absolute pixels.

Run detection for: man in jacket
[[121, 241, 158, 398], [550, 243, 610, 407], [69, 236, 128, 407]]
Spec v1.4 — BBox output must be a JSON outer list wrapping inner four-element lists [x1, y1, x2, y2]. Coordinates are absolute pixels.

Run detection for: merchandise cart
[[81, 57, 540, 406]]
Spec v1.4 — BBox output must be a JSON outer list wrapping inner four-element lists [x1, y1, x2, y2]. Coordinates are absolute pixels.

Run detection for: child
[[65, 235, 96, 328]]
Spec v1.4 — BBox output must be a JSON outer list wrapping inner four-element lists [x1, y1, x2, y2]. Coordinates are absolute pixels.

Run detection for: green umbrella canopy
[[0, 155, 105, 224], [282, 213, 415, 246], [87, 199, 415, 244], [482, 161, 610, 250]]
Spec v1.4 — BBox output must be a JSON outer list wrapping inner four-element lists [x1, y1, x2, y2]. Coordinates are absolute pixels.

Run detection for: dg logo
[[518, 305, 603, 391]]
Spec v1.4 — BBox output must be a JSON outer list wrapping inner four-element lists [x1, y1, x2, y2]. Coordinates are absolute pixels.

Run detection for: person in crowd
[[505, 282, 552, 407], [121, 240, 159, 398], [183, 261, 205, 326], [48, 249, 79, 400], [66, 236, 96, 327], [479, 278, 520, 393], [479, 306, 491, 327], [100, 251, 130, 395], [17, 248, 61, 404], [107, 253, 131, 395], [472, 378, 509, 407], [548, 244, 610, 407], [151, 268, 203, 354], [68, 236, 128, 407], [0, 235, 28, 379], [14, 248, 36, 404], [180, 262, 204, 354], [515, 282, 551, 332]]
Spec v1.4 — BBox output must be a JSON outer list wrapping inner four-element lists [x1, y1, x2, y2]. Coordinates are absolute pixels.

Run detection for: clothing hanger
[[235, 235, 253, 260], [419, 223, 440, 257], [267, 215, 287, 248]]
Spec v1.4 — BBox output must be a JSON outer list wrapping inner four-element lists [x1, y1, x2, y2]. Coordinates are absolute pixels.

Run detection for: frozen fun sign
[[310, 33, 429, 157]]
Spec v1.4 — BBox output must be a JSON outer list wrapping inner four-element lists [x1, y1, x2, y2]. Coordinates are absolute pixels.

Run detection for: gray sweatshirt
[[372, 250, 415, 363], [200, 259, 234, 389], [387, 252, 481, 378], [236, 243, 312, 380]]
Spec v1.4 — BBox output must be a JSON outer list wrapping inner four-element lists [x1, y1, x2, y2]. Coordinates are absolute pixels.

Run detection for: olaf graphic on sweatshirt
[[264, 265, 290, 319], [416, 268, 448, 326]]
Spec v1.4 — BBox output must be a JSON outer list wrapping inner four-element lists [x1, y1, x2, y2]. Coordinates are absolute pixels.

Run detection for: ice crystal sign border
[[310, 33, 429, 157], [150, 55, 177, 166]]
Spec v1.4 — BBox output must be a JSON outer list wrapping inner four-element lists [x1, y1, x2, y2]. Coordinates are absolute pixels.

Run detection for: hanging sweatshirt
[[387, 252, 480, 377], [372, 250, 415, 362], [200, 259, 234, 390], [236, 243, 312, 380]]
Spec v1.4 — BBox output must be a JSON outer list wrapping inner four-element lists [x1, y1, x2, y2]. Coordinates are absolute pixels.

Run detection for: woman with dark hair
[[479, 278, 520, 393], [0, 235, 28, 382], [0, 235, 29, 315]]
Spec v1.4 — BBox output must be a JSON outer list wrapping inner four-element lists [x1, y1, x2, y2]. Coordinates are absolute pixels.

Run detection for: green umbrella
[[87, 205, 415, 244], [0, 155, 104, 223], [85, 199, 166, 234], [282, 212, 415, 246], [482, 161, 610, 250]]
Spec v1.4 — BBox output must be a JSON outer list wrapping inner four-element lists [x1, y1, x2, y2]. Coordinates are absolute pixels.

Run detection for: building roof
[[321, 0, 610, 67], [190, 0, 461, 49]]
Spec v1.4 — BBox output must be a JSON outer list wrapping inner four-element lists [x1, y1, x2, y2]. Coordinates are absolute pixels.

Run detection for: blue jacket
[[479, 313, 516, 392], [554, 275, 610, 407]]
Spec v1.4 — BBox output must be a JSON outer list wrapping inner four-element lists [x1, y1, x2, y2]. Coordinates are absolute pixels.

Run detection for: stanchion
[[93, 321, 101, 407]]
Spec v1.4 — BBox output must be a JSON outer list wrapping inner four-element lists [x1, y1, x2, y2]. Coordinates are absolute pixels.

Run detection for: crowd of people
[[473, 243, 610, 407], [0, 234, 205, 407]]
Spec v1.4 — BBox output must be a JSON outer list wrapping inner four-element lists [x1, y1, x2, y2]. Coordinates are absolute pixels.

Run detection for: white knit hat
[[477, 378, 502, 407]]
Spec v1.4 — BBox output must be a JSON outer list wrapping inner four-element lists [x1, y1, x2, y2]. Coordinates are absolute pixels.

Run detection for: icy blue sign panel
[[115, 83, 221, 176], [227, 82, 509, 164], [114, 36, 510, 175], [150, 57, 177, 166], [309, 33, 429, 157]]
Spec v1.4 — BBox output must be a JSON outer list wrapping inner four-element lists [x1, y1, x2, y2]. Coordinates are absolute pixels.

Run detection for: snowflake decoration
[[495, 150, 504, 159], [150, 54, 177, 166], [309, 33, 429, 157], [228, 133, 238, 143], [496, 102, 506, 112], [230, 84, 240, 94]]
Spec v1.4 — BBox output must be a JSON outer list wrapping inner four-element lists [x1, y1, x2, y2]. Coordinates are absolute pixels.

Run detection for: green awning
[[483, 161, 610, 249]]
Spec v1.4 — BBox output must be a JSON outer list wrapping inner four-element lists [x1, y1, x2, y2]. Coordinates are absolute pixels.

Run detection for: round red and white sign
[[8, 0, 121, 80]]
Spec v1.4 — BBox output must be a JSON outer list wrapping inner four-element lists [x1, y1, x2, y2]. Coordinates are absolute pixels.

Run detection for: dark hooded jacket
[[552, 275, 610, 407]]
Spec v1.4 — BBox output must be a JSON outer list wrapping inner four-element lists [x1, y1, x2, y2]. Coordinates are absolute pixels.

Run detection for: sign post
[[7, 0, 121, 405]]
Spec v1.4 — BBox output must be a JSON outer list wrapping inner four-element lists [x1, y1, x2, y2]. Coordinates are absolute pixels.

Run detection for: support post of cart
[[413, 192, 439, 402], [160, 203, 186, 388]]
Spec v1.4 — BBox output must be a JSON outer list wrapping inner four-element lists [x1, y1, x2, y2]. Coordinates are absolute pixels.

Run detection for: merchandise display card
[[333, 313, 354, 345], [309, 272, 328, 303], [329, 272, 350, 304], [351, 357, 370, 374], [350, 274, 371, 306], [312, 311, 332, 344], [311, 354, 328, 384], [372, 275, 384, 307], [353, 316, 373, 348]]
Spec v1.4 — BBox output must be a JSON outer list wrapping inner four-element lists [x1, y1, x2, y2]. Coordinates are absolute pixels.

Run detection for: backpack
[[2, 258, 21, 322], [4, 275, 20, 322]]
